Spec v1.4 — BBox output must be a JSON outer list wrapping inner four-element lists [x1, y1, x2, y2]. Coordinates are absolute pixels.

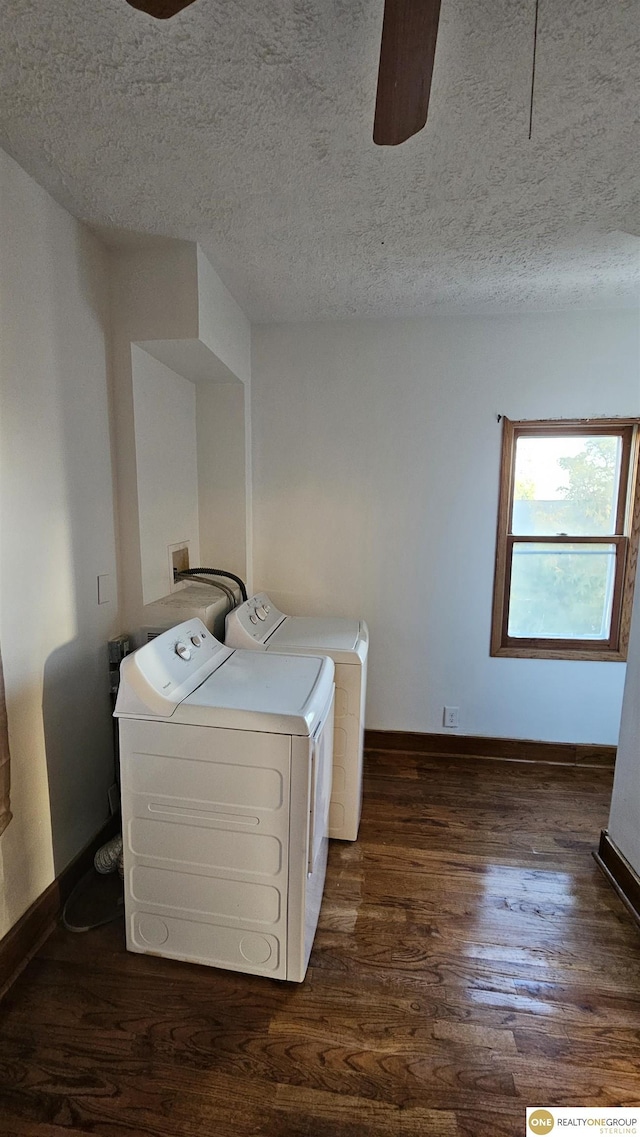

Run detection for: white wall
[[608, 588, 640, 872], [110, 243, 253, 631], [252, 310, 640, 745], [195, 247, 253, 591], [197, 383, 247, 579], [132, 347, 200, 604], [109, 242, 201, 633], [196, 247, 251, 386], [0, 148, 118, 937]]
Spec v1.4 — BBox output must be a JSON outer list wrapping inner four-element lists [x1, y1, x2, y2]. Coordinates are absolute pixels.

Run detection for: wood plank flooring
[[1, 751, 639, 1136]]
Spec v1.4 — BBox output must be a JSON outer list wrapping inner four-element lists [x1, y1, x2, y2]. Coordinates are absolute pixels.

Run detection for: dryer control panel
[[115, 619, 234, 718], [226, 593, 287, 648]]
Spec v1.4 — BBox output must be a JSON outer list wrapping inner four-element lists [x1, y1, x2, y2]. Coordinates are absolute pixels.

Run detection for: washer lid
[[266, 617, 368, 665], [178, 649, 335, 735]]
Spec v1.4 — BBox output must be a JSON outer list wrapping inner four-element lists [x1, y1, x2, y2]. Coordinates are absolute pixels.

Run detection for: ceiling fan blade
[[125, 0, 197, 18], [373, 0, 442, 146]]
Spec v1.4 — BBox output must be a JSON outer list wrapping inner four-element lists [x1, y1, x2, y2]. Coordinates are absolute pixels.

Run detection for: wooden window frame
[[491, 417, 640, 661]]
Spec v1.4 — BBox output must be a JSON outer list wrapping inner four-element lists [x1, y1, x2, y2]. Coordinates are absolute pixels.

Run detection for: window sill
[[491, 644, 626, 662]]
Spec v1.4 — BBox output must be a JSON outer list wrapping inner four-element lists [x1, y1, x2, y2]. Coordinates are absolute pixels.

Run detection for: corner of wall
[[110, 241, 254, 635], [196, 245, 252, 386]]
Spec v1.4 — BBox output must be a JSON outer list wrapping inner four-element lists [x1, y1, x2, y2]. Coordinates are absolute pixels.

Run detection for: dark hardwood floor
[[1, 751, 639, 1136]]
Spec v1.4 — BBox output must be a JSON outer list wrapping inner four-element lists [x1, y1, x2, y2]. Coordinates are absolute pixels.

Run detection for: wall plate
[[168, 541, 190, 592]]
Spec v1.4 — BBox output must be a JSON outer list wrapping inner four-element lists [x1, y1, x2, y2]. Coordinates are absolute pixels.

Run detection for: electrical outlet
[[443, 706, 459, 729], [168, 542, 190, 591]]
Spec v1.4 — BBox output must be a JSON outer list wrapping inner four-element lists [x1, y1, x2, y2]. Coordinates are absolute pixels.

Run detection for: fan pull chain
[[528, 0, 540, 139]]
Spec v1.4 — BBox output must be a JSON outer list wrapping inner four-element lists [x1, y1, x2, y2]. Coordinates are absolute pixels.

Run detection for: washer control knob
[[264, 605, 271, 614], [256, 606, 267, 620], [249, 613, 258, 624], [175, 641, 191, 660], [190, 635, 203, 647]]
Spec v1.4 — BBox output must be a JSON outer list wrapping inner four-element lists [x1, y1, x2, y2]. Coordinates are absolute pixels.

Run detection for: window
[[491, 418, 640, 660]]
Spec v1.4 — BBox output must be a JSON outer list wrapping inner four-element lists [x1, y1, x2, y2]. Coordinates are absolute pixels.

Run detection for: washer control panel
[[115, 619, 234, 718], [225, 593, 287, 648]]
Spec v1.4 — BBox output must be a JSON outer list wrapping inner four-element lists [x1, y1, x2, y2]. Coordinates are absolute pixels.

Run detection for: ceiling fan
[[124, 0, 442, 147]]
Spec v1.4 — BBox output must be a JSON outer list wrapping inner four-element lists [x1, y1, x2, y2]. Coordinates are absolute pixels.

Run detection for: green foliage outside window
[[509, 438, 618, 640]]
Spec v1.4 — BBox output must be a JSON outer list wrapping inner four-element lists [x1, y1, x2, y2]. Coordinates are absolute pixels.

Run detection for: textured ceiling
[[0, 0, 638, 321]]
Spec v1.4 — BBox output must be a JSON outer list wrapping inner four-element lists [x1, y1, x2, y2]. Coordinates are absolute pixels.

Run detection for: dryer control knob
[[249, 614, 258, 624], [256, 607, 267, 620], [175, 641, 191, 660]]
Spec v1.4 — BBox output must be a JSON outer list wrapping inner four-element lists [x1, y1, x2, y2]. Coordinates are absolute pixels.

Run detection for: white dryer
[[226, 594, 368, 842], [114, 619, 334, 983]]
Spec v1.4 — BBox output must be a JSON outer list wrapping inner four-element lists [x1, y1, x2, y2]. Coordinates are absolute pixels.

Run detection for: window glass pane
[[512, 435, 621, 536], [508, 543, 616, 640]]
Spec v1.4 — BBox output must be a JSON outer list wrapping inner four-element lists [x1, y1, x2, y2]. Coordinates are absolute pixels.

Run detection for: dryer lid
[[179, 649, 334, 735]]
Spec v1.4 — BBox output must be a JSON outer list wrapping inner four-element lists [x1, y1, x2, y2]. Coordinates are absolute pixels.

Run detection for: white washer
[[114, 619, 334, 983], [225, 594, 368, 842]]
